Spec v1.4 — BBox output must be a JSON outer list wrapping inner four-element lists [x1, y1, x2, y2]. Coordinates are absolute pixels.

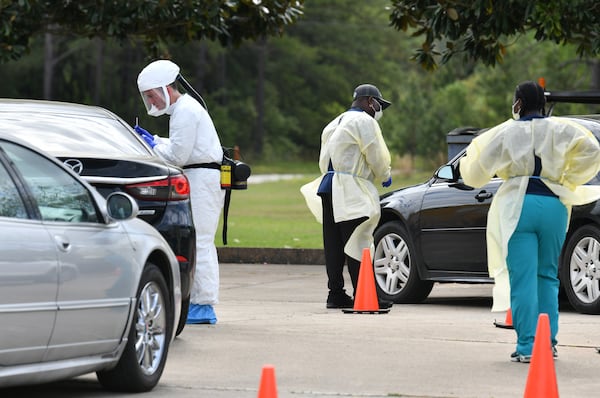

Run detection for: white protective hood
[[137, 60, 180, 117]]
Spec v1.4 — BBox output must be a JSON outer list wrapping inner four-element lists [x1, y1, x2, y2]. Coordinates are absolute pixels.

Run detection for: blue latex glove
[[382, 177, 392, 187], [134, 125, 156, 148]]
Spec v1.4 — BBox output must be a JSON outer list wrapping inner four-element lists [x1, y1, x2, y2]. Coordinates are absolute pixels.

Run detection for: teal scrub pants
[[506, 194, 567, 356]]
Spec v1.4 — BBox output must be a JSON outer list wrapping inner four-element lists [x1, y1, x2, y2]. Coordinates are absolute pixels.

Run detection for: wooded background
[[1, 0, 598, 167]]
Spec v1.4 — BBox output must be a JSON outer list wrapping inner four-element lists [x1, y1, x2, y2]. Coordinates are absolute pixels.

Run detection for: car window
[[0, 161, 27, 219], [3, 142, 99, 223]]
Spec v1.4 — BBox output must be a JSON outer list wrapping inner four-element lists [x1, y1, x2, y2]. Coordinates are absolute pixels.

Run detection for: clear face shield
[[140, 86, 170, 117]]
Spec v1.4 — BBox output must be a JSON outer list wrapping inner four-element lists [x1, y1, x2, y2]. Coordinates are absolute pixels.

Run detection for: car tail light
[[125, 175, 190, 201]]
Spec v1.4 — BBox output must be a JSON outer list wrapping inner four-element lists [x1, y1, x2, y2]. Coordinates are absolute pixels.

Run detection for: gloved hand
[[134, 124, 153, 139], [134, 125, 156, 148], [382, 177, 392, 187]]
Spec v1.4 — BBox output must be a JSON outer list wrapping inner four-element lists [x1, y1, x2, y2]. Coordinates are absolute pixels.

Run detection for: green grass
[[217, 174, 321, 249], [249, 161, 320, 175], [216, 170, 433, 249]]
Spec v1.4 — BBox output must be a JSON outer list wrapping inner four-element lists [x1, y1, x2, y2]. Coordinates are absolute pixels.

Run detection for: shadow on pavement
[[421, 292, 575, 312], [423, 296, 492, 307], [2, 378, 118, 397]]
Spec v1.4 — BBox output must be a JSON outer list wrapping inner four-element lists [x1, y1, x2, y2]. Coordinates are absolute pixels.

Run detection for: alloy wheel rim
[[569, 236, 600, 304], [374, 233, 411, 295], [135, 281, 167, 375]]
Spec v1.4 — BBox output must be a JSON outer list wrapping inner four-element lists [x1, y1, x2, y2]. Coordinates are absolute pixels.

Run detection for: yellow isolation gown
[[460, 117, 600, 311], [301, 110, 391, 261]]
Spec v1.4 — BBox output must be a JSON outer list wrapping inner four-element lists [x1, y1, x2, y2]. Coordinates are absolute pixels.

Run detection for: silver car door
[[43, 221, 137, 360], [3, 143, 136, 360], [0, 145, 58, 365]]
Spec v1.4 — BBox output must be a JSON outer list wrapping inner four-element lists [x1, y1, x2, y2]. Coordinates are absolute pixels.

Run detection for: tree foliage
[[0, 0, 304, 61], [389, 0, 600, 70], [0, 1, 598, 166]]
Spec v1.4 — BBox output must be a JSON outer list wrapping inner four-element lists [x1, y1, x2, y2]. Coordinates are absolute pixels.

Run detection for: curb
[[217, 247, 324, 265]]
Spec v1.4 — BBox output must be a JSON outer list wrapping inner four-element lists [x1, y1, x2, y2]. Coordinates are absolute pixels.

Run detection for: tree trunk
[[218, 48, 227, 106], [253, 37, 267, 156], [592, 59, 600, 90], [93, 38, 104, 104], [43, 32, 54, 100], [125, 42, 145, 122], [195, 42, 208, 94]]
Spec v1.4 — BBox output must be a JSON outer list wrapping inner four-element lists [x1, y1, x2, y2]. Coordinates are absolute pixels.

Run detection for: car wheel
[[373, 221, 433, 303], [560, 224, 600, 314], [97, 263, 173, 392], [175, 295, 190, 336]]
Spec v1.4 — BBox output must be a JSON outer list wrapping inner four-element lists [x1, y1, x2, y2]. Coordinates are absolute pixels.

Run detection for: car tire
[[175, 295, 190, 336], [97, 263, 173, 392], [373, 221, 433, 303], [560, 224, 600, 314]]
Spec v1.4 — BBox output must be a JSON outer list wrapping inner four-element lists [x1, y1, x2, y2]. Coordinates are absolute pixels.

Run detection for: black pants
[[320, 192, 367, 296]]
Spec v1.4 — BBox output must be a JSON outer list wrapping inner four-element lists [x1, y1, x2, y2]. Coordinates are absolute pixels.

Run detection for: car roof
[[0, 98, 126, 121], [0, 99, 152, 159]]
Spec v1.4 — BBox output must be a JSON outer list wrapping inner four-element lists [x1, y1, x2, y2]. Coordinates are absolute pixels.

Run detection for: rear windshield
[[0, 113, 152, 158]]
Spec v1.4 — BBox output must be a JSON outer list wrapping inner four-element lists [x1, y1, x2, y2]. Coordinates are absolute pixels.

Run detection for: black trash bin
[[446, 127, 481, 160]]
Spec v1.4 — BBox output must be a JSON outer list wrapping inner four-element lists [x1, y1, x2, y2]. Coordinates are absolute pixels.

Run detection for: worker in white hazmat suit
[[301, 84, 393, 309], [135, 59, 225, 324], [460, 81, 600, 362]]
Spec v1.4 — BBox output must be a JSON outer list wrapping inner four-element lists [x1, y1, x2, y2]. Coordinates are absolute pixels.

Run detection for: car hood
[[381, 181, 430, 202]]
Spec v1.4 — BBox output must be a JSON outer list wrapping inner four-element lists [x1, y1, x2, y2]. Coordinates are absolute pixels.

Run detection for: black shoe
[[510, 351, 531, 363], [378, 299, 393, 309], [326, 292, 354, 309]]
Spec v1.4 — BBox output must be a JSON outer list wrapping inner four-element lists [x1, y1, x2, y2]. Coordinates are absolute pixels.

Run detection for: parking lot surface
[[6, 263, 600, 397]]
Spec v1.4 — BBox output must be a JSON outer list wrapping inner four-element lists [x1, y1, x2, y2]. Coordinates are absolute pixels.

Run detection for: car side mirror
[[106, 192, 139, 221], [435, 165, 458, 181]]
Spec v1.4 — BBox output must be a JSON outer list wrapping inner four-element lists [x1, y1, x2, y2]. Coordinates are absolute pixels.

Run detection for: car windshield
[[0, 113, 150, 158]]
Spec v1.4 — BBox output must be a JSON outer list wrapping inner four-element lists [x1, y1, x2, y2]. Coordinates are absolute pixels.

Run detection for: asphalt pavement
[[6, 263, 600, 398]]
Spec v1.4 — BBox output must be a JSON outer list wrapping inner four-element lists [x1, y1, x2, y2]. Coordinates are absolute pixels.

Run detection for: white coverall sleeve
[[153, 111, 198, 167]]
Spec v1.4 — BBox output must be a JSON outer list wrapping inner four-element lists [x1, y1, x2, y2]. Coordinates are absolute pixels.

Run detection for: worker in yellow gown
[[460, 81, 600, 362], [301, 84, 393, 309]]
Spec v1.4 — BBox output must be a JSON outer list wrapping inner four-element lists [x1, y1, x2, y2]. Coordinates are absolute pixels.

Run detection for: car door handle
[[54, 235, 72, 252], [474, 191, 493, 202]]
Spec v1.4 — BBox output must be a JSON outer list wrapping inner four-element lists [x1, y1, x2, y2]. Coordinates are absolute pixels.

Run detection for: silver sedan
[[0, 134, 181, 392]]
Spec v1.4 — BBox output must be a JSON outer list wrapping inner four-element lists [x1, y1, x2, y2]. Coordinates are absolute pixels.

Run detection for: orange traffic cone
[[523, 314, 559, 398], [343, 248, 390, 314], [257, 364, 278, 398], [494, 308, 514, 329]]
